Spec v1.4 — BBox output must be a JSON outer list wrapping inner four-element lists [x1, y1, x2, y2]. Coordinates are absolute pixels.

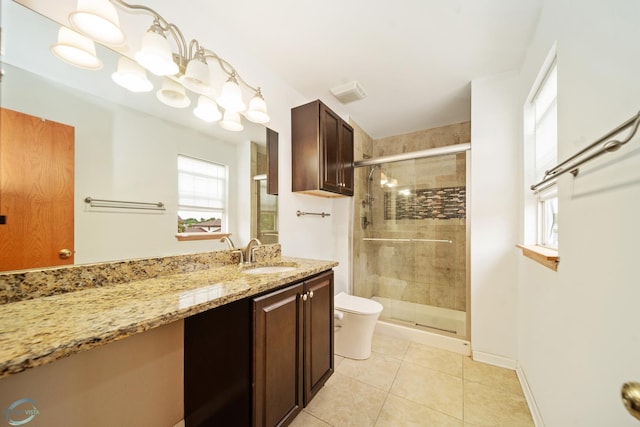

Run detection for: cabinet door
[[319, 103, 341, 193], [253, 283, 304, 427], [303, 271, 334, 404], [340, 122, 354, 196]]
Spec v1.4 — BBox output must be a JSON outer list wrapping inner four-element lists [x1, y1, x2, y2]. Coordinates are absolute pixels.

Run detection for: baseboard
[[516, 364, 545, 427], [471, 350, 517, 370]]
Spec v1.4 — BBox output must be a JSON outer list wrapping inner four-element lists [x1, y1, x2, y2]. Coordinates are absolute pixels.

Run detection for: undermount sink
[[242, 266, 297, 275]]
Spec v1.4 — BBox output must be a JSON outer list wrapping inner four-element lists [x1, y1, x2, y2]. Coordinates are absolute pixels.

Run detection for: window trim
[[520, 45, 559, 270], [175, 154, 229, 242]]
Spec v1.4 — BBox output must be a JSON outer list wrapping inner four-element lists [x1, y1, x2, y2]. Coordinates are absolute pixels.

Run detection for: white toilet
[[334, 292, 383, 359]]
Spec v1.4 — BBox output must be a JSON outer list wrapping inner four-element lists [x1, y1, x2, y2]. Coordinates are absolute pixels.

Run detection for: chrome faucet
[[220, 236, 243, 264], [244, 238, 262, 264], [220, 236, 235, 249]]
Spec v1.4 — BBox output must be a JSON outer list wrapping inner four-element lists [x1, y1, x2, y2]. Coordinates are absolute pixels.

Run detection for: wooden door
[[253, 283, 304, 427], [0, 108, 74, 271], [303, 271, 334, 404]]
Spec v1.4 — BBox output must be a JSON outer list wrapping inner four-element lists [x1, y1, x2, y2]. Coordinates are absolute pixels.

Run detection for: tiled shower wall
[[351, 121, 469, 312]]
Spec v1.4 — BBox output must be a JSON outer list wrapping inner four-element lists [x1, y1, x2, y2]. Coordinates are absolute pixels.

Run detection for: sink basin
[[242, 266, 297, 275]]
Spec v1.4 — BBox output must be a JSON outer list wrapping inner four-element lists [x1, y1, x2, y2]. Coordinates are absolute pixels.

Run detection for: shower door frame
[[351, 145, 471, 340]]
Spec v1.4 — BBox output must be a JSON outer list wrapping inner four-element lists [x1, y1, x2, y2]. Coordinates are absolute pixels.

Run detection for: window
[[529, 61, 558, 249], [177, 155, 228, 237]]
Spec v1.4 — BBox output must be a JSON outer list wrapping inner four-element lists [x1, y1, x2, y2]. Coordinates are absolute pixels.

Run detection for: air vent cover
[[330, 81, 367, 104]]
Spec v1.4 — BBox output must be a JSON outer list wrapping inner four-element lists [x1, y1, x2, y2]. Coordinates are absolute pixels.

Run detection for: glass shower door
[[354, 152, 468, 338]]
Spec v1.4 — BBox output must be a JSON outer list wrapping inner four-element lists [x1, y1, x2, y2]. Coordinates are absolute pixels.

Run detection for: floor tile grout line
[[372, 393, 391, 427]]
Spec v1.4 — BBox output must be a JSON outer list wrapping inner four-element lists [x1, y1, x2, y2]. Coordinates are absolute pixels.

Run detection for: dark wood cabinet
[[185, 271, 334, 427], [303, 272, 335, 403], [253, 271, 334, 427], [266, 127, 278, 195], [291, 100, 354, 197], [184, 298, 252, 427]]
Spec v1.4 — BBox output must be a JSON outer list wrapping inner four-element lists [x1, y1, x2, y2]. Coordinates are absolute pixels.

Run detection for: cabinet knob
[[309, 291, 314, 299], [302, 293, 308, 301]]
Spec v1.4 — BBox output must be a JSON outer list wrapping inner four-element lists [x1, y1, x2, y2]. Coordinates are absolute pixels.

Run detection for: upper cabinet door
[[319, 104, 341, 194], [266, 127, 279, 196], [340, 122, 354, 196], [291, 100, 354, 197]]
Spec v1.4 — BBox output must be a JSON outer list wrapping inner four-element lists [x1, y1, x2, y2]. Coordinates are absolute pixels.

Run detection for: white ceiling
[[14, 0, 543, 139], [195, 0, 543, 139]]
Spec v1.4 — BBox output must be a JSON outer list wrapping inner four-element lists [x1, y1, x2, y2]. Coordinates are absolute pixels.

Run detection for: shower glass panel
[[353, 152, 468, 338], [254, 177, 278, 244]]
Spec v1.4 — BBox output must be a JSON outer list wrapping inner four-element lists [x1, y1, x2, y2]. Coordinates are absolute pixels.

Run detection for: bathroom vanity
[[0, 247, 337, 426], [184, 270, 334, 426]]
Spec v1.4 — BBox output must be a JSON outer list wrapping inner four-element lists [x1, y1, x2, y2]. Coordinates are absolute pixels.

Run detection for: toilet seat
[[334, 292, 383, 315]]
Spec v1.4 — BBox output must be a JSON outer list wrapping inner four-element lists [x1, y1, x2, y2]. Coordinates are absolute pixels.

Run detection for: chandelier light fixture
[[52, 0, 270, 130]]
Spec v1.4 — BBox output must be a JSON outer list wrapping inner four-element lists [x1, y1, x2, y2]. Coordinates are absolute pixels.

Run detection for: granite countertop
[[0, 257, 337, 380]]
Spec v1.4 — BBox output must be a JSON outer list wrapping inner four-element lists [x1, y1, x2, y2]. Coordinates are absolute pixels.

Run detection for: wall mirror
[[0, 0, 278, 272]]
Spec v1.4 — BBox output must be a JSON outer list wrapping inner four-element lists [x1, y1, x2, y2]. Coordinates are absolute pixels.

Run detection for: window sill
[[175, 232, 231, 242], [516, 244, 559, 271]]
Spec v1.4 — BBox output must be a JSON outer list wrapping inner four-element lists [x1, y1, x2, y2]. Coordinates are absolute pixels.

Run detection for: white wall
[[515, 0, 640, 425], [470, 72, 521, 365]]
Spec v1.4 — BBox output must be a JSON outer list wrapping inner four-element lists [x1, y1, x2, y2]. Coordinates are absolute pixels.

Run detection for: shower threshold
[[372, 296, 466, 337]]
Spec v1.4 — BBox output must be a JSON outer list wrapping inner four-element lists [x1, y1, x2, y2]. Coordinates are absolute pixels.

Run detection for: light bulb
[[246, 90, 270, 124], [135, 28, 179, 76], [180, 57, 211, 94], [193, 96, 222, 122], [68, 0, 126, 47], [220, 110, 244, 131], [112, 56, 153, 92], [50, 26, 103, 70], [156, 78, 190, 108], [216, 74, 245, 112]]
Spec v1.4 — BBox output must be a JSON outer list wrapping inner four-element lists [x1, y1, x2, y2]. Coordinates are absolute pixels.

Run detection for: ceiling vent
[[330, 81, 367, 104]]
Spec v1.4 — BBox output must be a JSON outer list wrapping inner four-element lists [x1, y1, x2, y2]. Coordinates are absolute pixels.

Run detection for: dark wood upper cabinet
[[291, 100, 354, 197], [266, 127, 278, 195]]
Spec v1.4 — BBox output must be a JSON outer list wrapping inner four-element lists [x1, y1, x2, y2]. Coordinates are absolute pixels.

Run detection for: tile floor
[[290, 333, 534, 427]]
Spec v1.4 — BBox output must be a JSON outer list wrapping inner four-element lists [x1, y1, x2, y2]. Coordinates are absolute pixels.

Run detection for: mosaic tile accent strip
[[385, 187, 466, 220]]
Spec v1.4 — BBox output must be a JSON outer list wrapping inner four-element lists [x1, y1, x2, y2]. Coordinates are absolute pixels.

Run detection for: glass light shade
[[50, 27, 103, 70], [193, 96, 222, 122], [216, 76, 245, 112], [246, 92, 270, 124], [156, 78, 190, 108], [180, 58, 211, 94], [112, 56, 153, 92], [68, 0, 126, 47], [220, 110, 244, 132], [135, 30, 179, 76]]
